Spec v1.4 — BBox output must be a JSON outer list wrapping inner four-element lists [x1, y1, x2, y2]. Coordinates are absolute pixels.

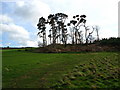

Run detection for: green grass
[[2, 49, 120, 88], [52, 52, 120, 88]]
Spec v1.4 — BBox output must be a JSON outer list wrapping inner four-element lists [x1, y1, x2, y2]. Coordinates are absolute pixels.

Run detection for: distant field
[[2, 49, 120, 88]]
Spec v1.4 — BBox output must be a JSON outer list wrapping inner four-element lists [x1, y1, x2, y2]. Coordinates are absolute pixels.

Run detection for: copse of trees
[[37, 13, 100, 47], [94, 37, 120, 46]]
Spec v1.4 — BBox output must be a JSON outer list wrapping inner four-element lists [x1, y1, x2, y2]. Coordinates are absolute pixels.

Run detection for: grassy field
[[2, 49, 120, 88]]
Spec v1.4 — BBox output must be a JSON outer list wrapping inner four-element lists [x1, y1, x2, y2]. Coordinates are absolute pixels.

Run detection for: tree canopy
[[37, 13, 100, 47]]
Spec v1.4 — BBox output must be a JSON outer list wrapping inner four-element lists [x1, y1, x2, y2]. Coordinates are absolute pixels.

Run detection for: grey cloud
[[13, 0, 51, 25]]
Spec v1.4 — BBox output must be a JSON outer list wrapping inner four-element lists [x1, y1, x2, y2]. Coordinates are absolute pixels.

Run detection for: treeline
[[94, 37, 120, 46], [37, 13, 99, 47]]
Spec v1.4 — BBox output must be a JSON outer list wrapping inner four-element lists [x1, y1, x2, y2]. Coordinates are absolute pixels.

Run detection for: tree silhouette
[[47, 13, 68, 46], [94, 25, 100, 41], [37, 17, 47, 47], [55, 13, 68, 46], [37, 13, 100, 47], [47, 14, 57, 45], [67, 14, 87, 44]]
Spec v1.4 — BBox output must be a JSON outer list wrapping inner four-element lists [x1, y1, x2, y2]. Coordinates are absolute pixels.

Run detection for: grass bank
[[2, 49, 120, 88]]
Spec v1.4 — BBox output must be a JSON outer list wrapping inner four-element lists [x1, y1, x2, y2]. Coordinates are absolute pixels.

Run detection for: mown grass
[[2, 49, 120, 88]]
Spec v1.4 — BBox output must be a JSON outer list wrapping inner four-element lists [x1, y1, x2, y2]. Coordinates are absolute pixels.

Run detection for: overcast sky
[[0, 0, 119, 47]]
